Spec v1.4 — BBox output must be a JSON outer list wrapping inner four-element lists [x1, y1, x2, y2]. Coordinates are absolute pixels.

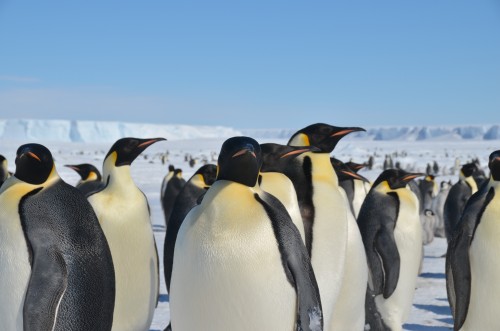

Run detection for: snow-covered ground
[[2, 134, 498, 330]]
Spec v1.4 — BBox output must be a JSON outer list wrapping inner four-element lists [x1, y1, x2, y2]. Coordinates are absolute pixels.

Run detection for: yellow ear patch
[[289, 133, 311, 147]]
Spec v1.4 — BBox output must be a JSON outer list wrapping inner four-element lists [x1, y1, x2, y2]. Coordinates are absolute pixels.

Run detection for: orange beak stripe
[[28, 152, 41, 162], [331, 129, 354, 137], [280, 148, 310, 158]]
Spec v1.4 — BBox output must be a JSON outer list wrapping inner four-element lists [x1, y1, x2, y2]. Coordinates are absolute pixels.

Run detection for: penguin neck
[[104, 163, 137, 192], [306, 152, 339, 186], [84, 171, 100, 182], [1, 159, 8, 180], [486, 176, 500, 190], [190, 174, 206, 189], [0, 165, 60, 195], [463, 176, 478, 194]]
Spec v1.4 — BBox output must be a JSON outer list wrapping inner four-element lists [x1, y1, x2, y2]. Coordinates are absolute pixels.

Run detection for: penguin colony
[[0, 123, 497, 331]]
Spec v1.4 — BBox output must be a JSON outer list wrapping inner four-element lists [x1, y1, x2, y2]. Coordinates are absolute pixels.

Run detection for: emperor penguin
[[446, 150, 500, 331], [170, 136, 323, 331], [65, 163, 105, 196], [164, 164, 217, 293], [161, 168, 186, 227], [0, 143, 115, 330], [259, 143, 316, 243], [444, 162, 478, 241], [287, 123, 368, 331], [160, 165, 175, 202], [331, 157, 370, 218], [357, 169, 424, 331], [0, 154, 10, 187], [88, 137, 165, 331]]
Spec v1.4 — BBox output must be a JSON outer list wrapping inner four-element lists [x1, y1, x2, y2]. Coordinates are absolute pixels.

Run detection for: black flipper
[[23, 248, 68, 331], [446, 185, 494, 331], [374, 228, 400, 299], [255, 192, 323, 331], [358, 190, 400, 298]]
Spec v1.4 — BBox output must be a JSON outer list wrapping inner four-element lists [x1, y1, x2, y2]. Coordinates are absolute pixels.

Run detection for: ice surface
[[1, 119, 499, 143]]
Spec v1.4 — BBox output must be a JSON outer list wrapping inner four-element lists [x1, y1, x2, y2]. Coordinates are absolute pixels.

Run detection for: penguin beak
[[330, 127, 365, 137], [341, 170, 370, 183], [137, 138, 166, 149], [27, 152, 41, 162], [64, 165, 80, 171], [232, 149, 256, 158], [402, 173, 425, 182], [280, 147, 317, 158]]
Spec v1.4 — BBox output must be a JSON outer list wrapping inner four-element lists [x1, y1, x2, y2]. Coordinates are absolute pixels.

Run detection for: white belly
[[0, 182, 35, 330], [260, 172, 305, 243], [89, 188, 159, 331], [310, 181, 348, 331], [375, 191, 422, 331], [330, 209, 368, 330], [462, 189, 500, 330], [170, 182, 297, 331], [352, 180, 368, 218]]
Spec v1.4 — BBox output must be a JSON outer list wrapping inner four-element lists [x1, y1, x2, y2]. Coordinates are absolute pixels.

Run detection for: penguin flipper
[[255, 192, 323, 331], [447, 186, 494, 330], [374, 228, 400, 299], [23, 248, 68, 331]]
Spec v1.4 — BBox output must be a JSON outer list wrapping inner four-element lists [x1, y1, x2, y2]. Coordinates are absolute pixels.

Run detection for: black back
[[162, 171, 186, 227], [77, 180, 107, 197], [443, 181, 473, 242], [20, 180, 115, 331]]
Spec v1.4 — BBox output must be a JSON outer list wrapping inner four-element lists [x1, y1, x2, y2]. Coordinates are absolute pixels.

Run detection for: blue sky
[[0, 1, 499, 129]]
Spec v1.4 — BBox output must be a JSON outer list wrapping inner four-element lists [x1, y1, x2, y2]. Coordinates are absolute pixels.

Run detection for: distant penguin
[[287, 123, 367, 331], [446, 150, 500, 330], [162, 168, 186, 227], [88, 137, 165, 331], [432, 181, 451, 238], [0, 143, 115, 330], [331, 157, 370, 218], [65, 163, 105, 196], [0, 154, 10, 187], [259, 143, 315, 243], [160, 165, 175, 202], [444, 162, 478, 241], [170, 136, 323, 331], [418, 175, 437, 212], [420, 209, 436, 245], [164, 164, 217, 294], [358, 169, 424, 331]]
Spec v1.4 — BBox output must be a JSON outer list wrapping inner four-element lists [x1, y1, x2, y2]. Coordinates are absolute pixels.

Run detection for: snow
[[2, 127, 498, 330]]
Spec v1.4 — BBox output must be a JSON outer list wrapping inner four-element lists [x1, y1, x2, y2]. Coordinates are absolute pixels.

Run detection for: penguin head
[[168, 165, 175, 172], [488, 150, 500, 181], [14, 143, 55, 185], [105, 137, 166, 167], [174, 169, 183, 178], [260, 143, 316, 172], [331, 157, 370, 183], [216, 136, 262, 187], [373, 169, 425, 190], [65, 163, 102, 181], [288, 123, 365, 152], [194, 164, 217, 187], [460, 162, 478, 178], [345, 161, 366, 173]]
